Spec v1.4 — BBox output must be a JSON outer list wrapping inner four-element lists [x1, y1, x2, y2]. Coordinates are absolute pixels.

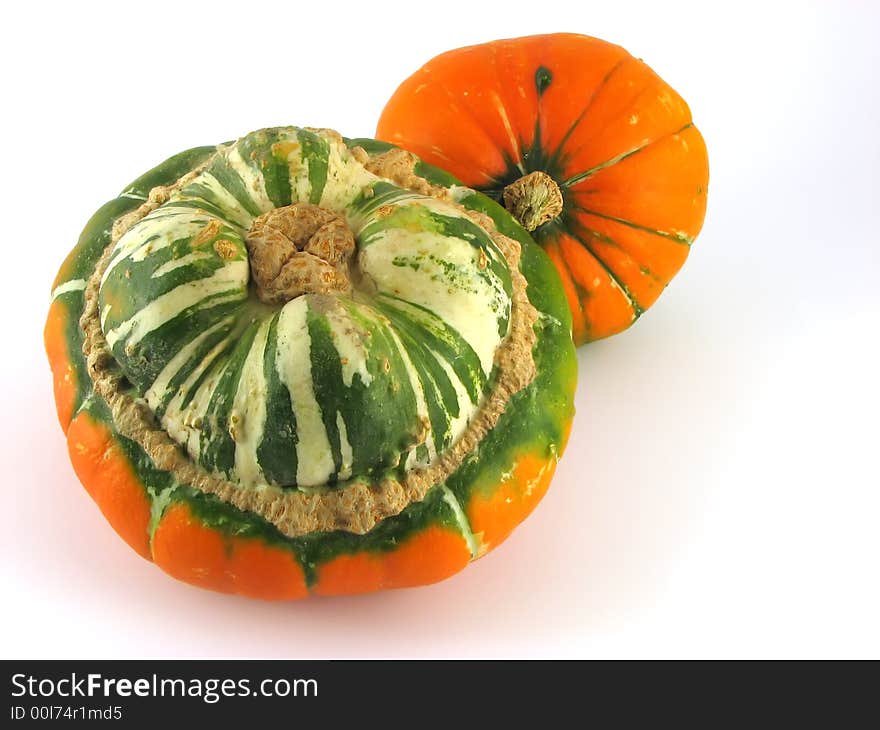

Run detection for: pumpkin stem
[[502, 171, 563, 231]]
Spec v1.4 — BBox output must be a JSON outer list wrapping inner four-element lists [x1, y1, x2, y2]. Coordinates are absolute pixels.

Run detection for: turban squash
[[377, 32, 710, 344], [45, 127, 576, 599]]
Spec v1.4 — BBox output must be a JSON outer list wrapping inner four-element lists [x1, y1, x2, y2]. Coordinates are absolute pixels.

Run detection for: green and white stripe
[[97, 127, 514, 490]]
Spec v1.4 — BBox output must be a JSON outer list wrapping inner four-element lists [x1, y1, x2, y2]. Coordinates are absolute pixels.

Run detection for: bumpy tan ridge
[[80, 135, 538, 537], [246, 203, 355, 304], [502, 170, 564, 232]]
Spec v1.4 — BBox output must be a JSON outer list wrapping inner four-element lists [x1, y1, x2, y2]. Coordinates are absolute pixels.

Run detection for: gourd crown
[[79, 127, 540, 537]]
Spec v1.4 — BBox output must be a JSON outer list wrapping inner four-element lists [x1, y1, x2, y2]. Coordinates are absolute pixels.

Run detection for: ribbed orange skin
[[313, 526, 472, 597], [151, 503, 311, 601], [468, 419, 572, 554], [377, 33, 709, 344], [44, 299, 77, 430], [66, 411, 153, 561]]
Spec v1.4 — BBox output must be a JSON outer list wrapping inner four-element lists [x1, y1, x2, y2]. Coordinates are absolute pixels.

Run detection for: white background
[[2, 0, 878, 659]]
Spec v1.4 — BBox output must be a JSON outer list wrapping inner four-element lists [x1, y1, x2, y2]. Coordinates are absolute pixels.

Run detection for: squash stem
[[502, 171, 563, 231]]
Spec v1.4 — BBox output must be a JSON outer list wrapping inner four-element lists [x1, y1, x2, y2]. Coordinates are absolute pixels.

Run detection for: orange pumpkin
[[377, 32, 709, 344]]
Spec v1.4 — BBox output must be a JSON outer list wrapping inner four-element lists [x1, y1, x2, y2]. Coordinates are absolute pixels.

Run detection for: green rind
[[123, 146, 218, 198]]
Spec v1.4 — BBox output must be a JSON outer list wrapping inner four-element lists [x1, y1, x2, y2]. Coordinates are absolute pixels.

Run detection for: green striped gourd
[[45, 126, 577, 598]]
